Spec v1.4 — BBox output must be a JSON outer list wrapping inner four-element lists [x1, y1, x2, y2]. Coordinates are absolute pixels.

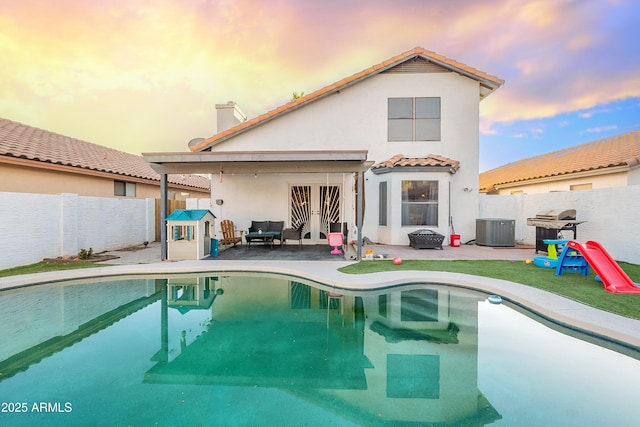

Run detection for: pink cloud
[[0, 0, 638, 155]]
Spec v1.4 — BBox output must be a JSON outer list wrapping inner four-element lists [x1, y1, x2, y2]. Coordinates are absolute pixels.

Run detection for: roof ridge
[[190, 46, 503, 152]]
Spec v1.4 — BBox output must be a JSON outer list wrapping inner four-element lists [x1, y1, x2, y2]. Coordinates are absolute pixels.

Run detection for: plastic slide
[[566, 240, 640, 294]]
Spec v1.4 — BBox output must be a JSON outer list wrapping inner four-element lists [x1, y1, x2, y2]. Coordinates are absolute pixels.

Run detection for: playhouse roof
[[165, 209, 216, 221]]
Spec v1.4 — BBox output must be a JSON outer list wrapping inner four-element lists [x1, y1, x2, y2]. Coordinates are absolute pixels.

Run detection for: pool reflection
[[0, 273, 501, 425], [149, 274, 500, 425]]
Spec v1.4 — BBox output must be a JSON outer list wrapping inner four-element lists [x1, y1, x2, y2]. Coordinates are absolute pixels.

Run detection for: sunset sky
[[1, 0, 638, 171]]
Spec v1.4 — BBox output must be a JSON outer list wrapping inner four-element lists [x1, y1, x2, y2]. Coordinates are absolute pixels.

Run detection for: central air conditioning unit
[[476, 218, 515, 247]]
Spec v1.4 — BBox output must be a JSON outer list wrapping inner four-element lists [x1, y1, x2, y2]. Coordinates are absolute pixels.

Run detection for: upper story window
[[114, 180, 136, 197], [388, 97, 441, 141]]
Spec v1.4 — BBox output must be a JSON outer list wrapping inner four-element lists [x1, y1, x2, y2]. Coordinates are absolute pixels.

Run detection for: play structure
[[533, 239, 568, 269], [534, 239, 640, 294], [554, 241, 590, 276], [562, 241, 640, 294]]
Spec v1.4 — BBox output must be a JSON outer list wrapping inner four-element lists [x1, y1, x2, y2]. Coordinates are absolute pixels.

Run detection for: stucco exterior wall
[[479, 186, 640, 264], [208, 172, 357, 241], [0, 192, 155, 270], [627, 167, 640, 185], [370, 170, 466, 245], [206, 72, 482, 243], [0, 163, 209, 200], [492, 170, 630, 195]]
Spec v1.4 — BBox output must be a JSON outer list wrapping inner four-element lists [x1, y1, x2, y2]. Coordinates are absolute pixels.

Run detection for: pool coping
[[2, 259, 639, 351]]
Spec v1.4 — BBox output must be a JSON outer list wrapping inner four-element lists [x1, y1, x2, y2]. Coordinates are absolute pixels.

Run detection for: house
[[479, 130, 640, 194], [144, 47, 503, 258], [0, 117, 211, 200]]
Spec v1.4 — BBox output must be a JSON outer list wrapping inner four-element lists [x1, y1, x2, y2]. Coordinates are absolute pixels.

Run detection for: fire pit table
[[408, 229, 444, 250]]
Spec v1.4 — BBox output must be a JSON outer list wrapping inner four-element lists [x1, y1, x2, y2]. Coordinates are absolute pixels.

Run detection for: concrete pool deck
[[1, 242, 639, 352]]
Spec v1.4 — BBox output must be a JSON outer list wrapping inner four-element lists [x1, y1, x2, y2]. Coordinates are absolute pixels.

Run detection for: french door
[[290, 184, 341, 242]]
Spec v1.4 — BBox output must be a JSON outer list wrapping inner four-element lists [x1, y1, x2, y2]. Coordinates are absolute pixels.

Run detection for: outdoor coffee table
[[245, 231, 278, 249]]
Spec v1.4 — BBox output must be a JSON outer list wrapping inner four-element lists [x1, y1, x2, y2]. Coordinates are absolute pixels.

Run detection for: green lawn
[[338, 259, 640, 320], [0, 260, 108, 277]]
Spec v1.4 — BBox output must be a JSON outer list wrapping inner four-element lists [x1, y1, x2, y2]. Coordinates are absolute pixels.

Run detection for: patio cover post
[[160, 174, 168, 261], [356, 170, 363, 261]]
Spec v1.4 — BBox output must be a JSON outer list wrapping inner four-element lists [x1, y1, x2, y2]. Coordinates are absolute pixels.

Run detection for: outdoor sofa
[[246, 220, 285, 247]]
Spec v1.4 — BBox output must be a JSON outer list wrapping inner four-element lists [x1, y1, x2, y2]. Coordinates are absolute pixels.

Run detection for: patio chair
[[219, 220, 243, 247], [329, 222, 348, 248], [282, 223, 304, 250]]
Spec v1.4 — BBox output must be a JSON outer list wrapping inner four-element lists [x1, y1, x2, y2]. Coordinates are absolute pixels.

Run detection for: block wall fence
[[1, 187, 638, 269], [0, 192, 155, 270], [479, 185, 640, 264]]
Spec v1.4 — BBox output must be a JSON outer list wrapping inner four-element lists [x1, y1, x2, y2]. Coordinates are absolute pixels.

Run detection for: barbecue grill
[[526, 209, 586, 253]]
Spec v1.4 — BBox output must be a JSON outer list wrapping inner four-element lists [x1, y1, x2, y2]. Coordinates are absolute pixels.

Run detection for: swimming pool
[[1, 272, 639, 426]]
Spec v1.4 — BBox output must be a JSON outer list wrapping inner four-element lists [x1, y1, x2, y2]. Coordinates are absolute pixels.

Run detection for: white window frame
[[388, 97, 441, 141], [401, 180, 439, 226]]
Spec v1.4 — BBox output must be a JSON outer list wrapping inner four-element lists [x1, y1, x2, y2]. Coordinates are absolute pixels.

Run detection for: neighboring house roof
[[0, 118, 210, 190], [166, 209, 215, 221], [479, 130, 640, 193], [371, 154, 460, 174], [191, 46, 504, 152]]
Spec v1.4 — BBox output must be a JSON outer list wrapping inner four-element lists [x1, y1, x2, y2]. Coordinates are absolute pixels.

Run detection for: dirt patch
[[43, 254, 119, 264], [41, 244, 149, 264]]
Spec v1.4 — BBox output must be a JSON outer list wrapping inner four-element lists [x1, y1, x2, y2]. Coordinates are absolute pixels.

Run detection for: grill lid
[[534, 209, 576, 221]]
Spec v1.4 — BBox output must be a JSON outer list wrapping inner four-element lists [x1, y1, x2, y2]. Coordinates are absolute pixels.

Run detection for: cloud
[[0, 0, 638, 155], [585, 125, 619, 133]]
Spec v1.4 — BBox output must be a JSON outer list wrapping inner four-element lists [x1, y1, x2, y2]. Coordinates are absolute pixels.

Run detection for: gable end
[[382, 56, 449, 74]]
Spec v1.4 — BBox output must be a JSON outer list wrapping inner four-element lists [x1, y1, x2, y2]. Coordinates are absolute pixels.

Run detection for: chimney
[[215, 101, 247, 133]]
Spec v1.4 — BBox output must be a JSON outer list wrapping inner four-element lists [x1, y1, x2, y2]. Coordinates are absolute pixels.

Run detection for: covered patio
[[213, 243, 353, 261], [143, 150, 373, 261]]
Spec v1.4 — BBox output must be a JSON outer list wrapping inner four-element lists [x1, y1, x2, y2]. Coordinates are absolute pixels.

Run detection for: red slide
[[566, 240, 640, 294]]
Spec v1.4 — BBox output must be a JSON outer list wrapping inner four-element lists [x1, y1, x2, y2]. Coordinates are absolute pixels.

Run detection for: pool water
[[1, 272, 639, 426]]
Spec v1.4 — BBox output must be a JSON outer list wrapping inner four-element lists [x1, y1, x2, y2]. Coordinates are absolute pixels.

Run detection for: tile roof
[[372, 154, 460, 173], [479, 130, 640, 192], [191, 46, 504, 152], [0, 118, 210, 190]]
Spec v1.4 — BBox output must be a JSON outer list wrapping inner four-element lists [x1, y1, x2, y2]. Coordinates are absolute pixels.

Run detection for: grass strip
[[0, 260, 109, 277]]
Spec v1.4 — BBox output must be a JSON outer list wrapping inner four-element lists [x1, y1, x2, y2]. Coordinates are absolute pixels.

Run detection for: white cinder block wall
[[1, 187, 638, 270], [479, 186, 640, 264], [0, 192, 155, 270]]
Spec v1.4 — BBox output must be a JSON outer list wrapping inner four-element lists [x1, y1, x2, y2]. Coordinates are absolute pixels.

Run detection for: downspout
[[448, 181, 451, 237], [160, 174, 168, 260], [357, 170, 363, 261]]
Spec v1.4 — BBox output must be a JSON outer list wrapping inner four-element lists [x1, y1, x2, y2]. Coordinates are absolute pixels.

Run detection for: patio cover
[[143, 150, 373, 260]]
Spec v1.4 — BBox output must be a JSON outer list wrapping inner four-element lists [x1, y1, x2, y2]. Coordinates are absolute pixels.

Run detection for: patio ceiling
[[143, 150, 373, 175]]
